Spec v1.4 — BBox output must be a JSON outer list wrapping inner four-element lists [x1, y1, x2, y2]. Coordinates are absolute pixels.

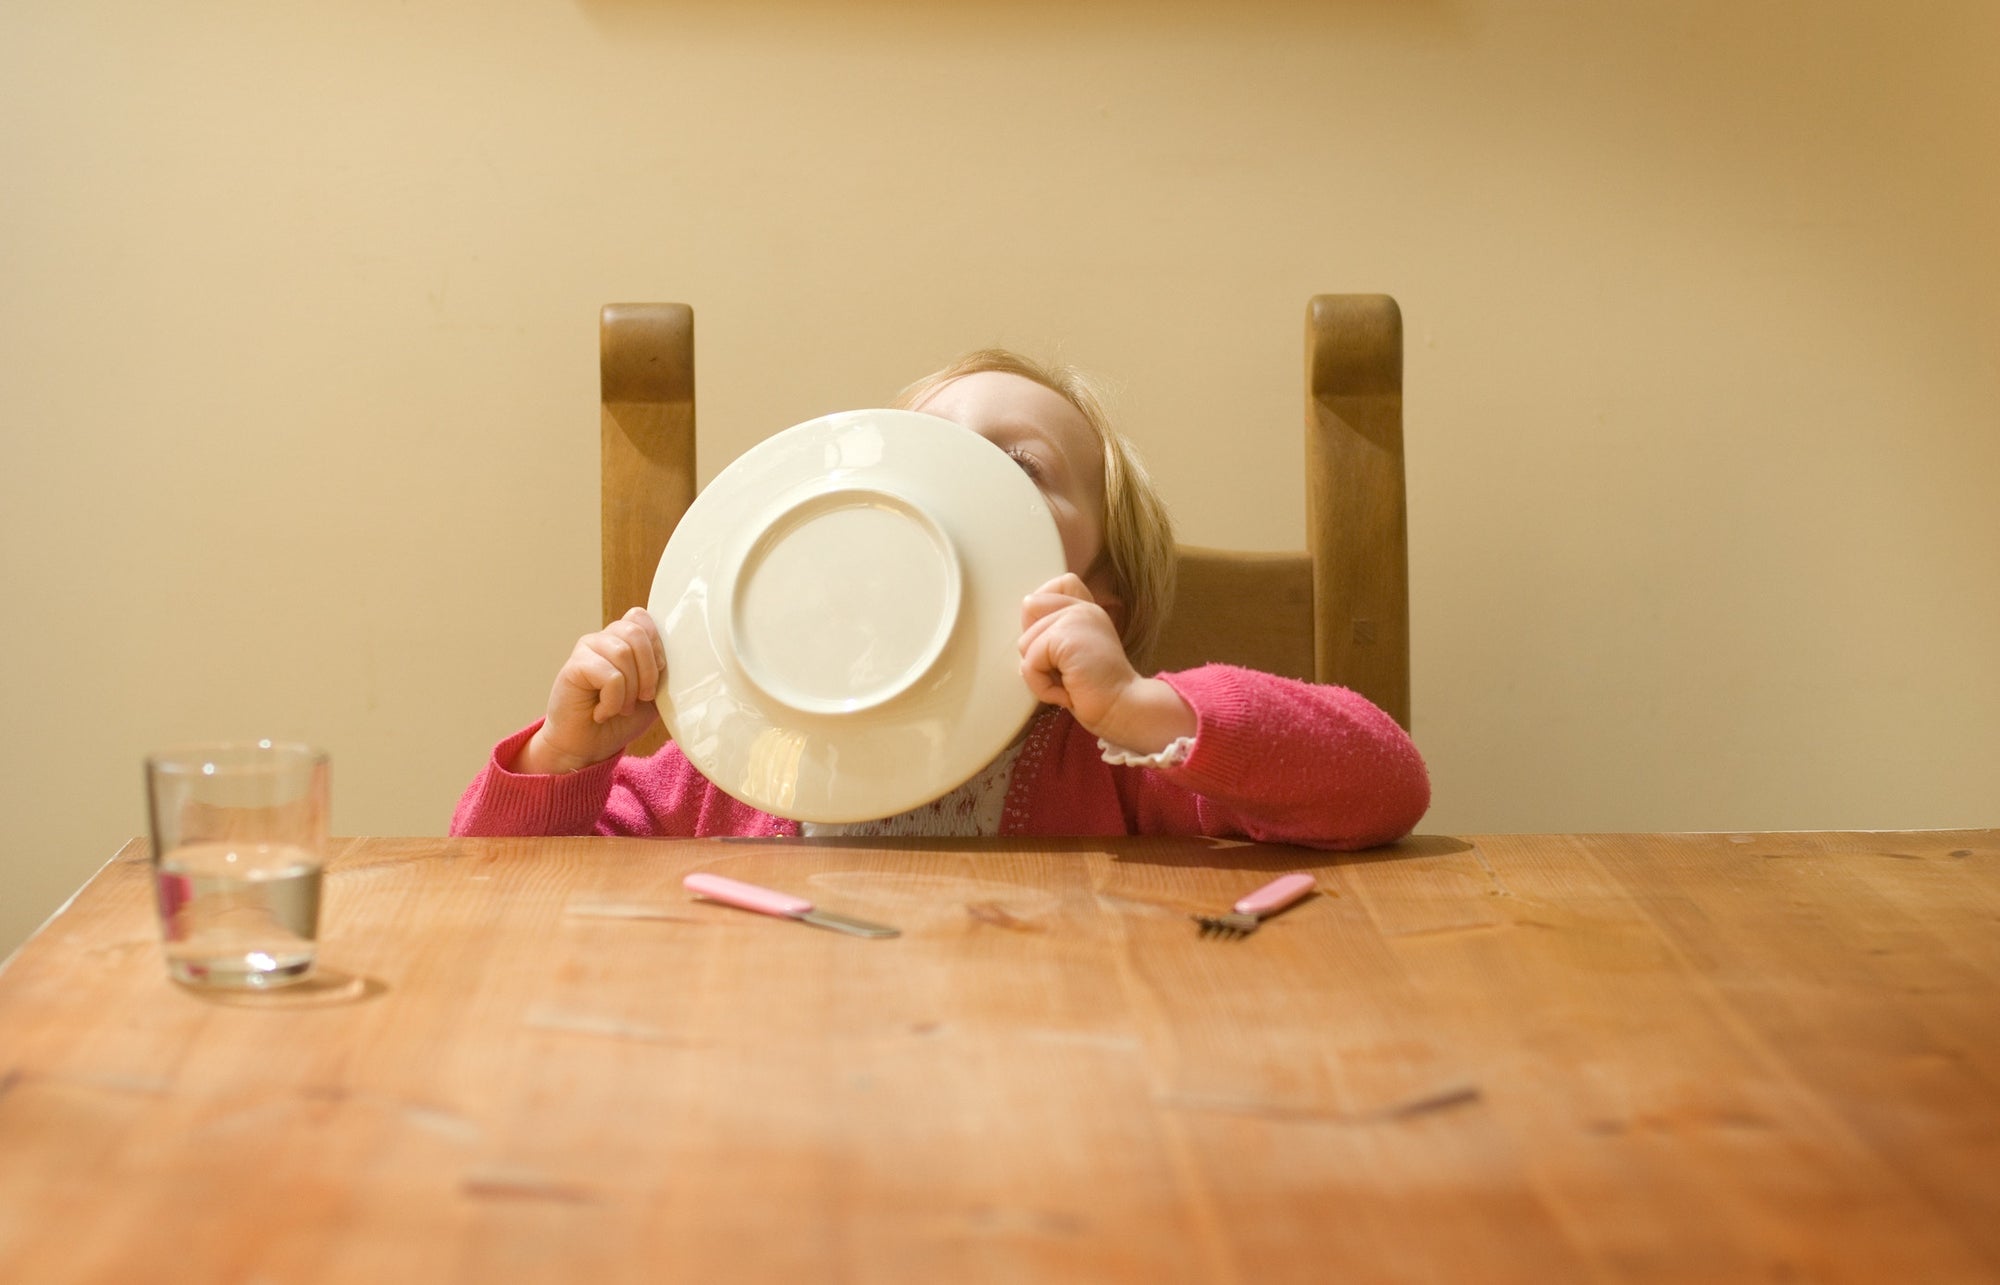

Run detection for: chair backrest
[[598, 296, 1409, 758], [1145, 296, 1410, 726]]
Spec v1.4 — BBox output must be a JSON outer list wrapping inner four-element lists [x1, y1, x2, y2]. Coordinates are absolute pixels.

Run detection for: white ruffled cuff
[[1097, 734, 1196, 768]]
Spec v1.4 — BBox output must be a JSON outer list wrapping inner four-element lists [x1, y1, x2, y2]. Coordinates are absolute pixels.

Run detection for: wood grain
[[6, 831, 1993, 1282]]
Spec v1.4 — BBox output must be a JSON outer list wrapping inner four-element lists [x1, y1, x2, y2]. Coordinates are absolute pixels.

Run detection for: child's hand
[[1019, 575, 1196, 755], [514, 607, 666, 775]]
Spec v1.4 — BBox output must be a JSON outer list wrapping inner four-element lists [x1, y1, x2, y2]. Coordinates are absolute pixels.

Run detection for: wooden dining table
[[1, 829, 1996, 1283]]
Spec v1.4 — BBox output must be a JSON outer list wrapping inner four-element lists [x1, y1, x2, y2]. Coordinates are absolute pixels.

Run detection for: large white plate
[[648, 408, 1066, 822]]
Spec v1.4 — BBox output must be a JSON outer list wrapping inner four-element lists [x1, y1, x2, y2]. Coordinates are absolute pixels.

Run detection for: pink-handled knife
[[684, 873, 900, 939]]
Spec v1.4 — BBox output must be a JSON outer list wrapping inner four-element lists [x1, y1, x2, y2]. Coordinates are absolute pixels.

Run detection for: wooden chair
[[599, 296, 1409, 761]]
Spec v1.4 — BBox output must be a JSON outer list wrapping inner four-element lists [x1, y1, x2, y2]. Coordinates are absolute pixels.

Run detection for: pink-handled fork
[[1192, 872, 1317, 939]]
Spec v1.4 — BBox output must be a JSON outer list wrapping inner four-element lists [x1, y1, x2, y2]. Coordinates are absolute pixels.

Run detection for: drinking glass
[[144, 741, 329, 989]]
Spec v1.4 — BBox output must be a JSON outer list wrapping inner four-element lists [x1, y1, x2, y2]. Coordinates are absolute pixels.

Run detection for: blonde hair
[[894, 349, 1177, 667]]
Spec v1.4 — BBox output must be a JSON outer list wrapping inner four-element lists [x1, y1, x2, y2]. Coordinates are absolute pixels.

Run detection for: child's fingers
[[1017, 606, 1065, 657], [1020, 592, 1120, 659], [566, 647, 629, 724], [1019, 629, 1072, 709], [580, 632, 648, 721], [621, 607, 667, 682], [1040, 573, 1093, 600], [1021, 585, 1095, 634], [604, 616, 661, 705]]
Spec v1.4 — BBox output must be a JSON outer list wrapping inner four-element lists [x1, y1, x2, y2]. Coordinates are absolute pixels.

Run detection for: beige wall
[[4, 1, 1996, 955]]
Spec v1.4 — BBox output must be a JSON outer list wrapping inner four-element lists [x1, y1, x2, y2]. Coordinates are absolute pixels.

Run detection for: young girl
[[453, 350, 1429, 850]]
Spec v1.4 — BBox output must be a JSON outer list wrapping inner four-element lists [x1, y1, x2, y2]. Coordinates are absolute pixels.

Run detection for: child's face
[[910, 371, 1117, 608]]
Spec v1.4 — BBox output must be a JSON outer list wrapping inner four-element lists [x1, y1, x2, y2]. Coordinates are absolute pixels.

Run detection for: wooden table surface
[[2, 830, 1996, 1283]]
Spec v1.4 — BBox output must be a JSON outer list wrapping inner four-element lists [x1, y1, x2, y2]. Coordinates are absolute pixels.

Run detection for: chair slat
[[1150, 549, 1315, 682], [1306, 294, 1410, 728], [601, 303, 696, 758]]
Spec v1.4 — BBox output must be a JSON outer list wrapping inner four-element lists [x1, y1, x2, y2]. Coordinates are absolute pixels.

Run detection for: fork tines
[[1192, 913, 1252, 940]]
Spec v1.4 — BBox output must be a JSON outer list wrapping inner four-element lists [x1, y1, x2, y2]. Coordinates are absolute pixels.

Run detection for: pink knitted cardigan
[[452, 665, 1430, 851]]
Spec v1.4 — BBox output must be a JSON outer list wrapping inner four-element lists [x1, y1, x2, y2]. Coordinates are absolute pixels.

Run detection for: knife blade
[[683, 872, 900, 939]]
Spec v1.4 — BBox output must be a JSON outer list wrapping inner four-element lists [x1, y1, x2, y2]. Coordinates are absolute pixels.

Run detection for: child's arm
[[1018, 576, 1430, 849], [451, 718, 779, 838], [452, 607, 774, 838], [1018, 574, 1196, 754], [1139, 665, 1430, 849]]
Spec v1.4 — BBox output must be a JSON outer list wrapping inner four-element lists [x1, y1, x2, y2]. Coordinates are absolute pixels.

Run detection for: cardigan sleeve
[[449, 721, 784, 838], [1135, 665, 1431, 850]]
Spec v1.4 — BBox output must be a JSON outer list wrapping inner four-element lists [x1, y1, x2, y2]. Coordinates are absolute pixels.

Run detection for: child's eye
[[1005, 447, 1045, 482]]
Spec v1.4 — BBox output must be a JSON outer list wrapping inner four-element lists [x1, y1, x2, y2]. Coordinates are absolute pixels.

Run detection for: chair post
[[1305, 295, 1411, 729], [600, 303, 696, 629], [602, 304, 695, 759]]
